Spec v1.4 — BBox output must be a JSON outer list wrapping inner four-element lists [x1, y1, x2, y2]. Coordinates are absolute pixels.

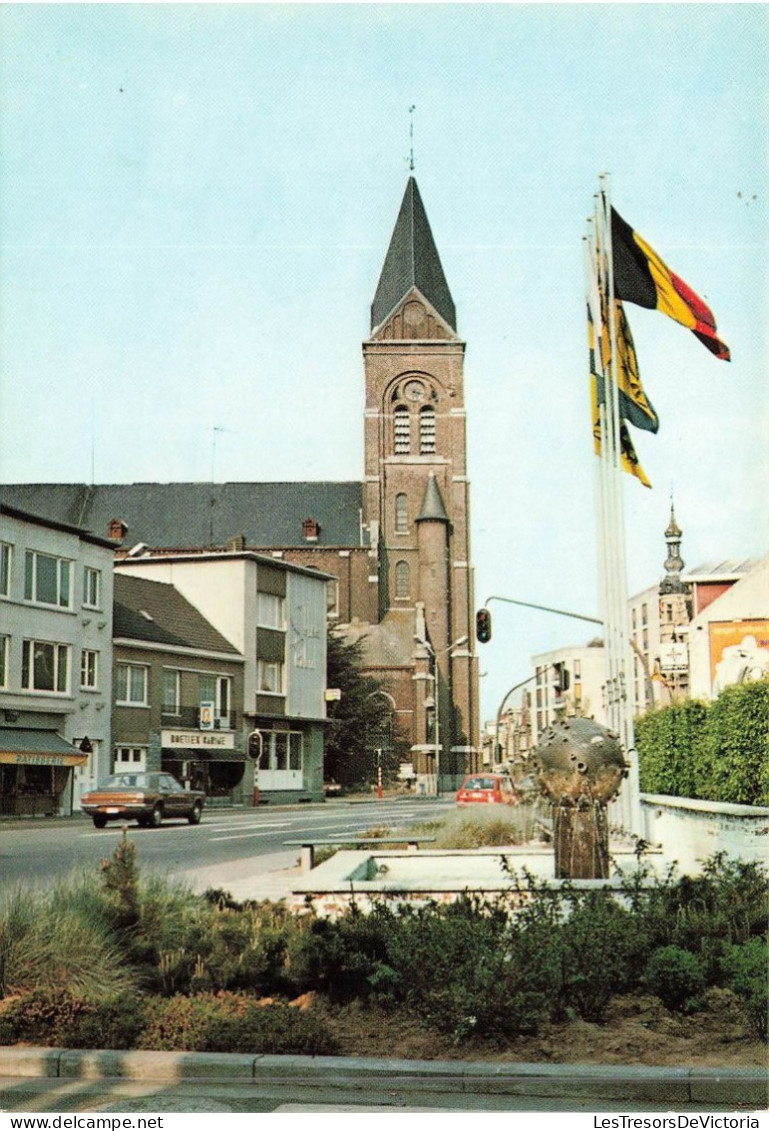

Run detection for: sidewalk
[[1, 1047, 766, 1113]]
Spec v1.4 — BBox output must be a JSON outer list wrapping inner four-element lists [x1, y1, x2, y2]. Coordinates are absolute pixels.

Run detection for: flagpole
[[593, 177, 642, 836]]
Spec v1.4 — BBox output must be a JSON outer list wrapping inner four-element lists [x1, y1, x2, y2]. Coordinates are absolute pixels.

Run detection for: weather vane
[[409, 104, 416, 172]]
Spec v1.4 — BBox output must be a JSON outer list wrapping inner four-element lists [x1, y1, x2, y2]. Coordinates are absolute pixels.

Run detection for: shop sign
[[0, 752, 87, 767], [659, 642, 688, 673], [199, 701, 216, 730], [162, 730, 235, 749]]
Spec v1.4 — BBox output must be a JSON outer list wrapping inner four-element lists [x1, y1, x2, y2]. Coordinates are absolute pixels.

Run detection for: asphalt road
[[0, 797, 451, 891]]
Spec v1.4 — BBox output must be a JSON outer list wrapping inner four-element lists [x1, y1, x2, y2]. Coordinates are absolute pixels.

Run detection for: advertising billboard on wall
[[709, 620, 769, 695]]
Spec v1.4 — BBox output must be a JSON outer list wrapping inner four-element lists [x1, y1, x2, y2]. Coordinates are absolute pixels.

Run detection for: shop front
[[160, 727, 246, 805], [0, 728, 88, 817]]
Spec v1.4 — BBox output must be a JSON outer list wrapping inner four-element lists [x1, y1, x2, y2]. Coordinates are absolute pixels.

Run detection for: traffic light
[[552, 662, 571, 694], [476, 607, 492, 643]]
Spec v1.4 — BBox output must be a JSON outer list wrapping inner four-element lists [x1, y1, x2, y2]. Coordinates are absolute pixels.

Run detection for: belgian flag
[[611, 208, 730, 361]]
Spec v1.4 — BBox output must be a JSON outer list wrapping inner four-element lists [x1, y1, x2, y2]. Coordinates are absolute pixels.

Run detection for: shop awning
[[0, 728, 88, 767]]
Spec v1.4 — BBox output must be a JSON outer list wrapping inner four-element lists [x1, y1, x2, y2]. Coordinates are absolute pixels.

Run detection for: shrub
[[644, 946, 705, 1012], [636, 680, 769, 805], [0, 990, 145, 1049], [137, 993, 338, 1054], [0, 883, 136, 1000], [721, 937, 768, 1041], [559, 891, 647, 1021], [636, 699, 708, 799], [696, 681, 769, 805]]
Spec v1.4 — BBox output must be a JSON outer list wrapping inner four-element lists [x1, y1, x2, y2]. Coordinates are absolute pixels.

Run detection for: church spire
[[660, 500, 687, 594], [371, 177, 456, 332]]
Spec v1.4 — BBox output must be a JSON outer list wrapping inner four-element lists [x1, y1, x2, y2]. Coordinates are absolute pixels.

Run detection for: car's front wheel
[[149, 804, 163, 828], [188, 801, 203, 825], [92, 815, 107, 829]]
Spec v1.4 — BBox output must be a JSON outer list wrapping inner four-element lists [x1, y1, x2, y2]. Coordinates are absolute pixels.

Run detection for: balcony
[[160, 706, 235, 731]]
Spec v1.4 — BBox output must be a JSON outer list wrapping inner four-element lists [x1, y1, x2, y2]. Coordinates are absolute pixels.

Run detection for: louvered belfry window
[[394, 405, 410, 453], [419, 405, 436, 454]]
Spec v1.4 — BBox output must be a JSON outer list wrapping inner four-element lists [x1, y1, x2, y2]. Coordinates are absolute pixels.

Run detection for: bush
[[0, 990, 145, 1049], [721, 937, 768, 1041], [644, 946, 706, 1012], [0, 882, 137, 1000], [636, 680, 769, 805], [137, 993, 338, 1054], [559, 891, 647, 1021], [696, 682, 769, 805]]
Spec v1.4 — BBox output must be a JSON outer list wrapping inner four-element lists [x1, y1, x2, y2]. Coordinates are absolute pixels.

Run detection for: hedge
[[636, 679, 769, 805]]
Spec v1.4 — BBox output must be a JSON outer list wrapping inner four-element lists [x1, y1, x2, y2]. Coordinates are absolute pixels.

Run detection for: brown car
[[81, 771, 205, 829]]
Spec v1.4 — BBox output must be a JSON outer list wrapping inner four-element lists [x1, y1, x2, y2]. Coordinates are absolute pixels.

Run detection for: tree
[[324, 629, 404, 786]]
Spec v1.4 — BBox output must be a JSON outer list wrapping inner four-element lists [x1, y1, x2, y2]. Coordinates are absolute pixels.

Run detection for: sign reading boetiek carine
[[161, 730, 234, 748]]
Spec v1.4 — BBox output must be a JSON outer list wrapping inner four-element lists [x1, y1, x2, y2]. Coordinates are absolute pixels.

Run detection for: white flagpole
[[593, 177, 642, 836]]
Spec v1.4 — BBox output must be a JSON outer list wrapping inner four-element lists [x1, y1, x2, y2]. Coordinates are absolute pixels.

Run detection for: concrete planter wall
[[640, 793, 769, 874]]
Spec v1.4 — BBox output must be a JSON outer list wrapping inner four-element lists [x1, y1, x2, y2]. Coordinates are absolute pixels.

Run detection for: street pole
[[248, 729, 263, 806]]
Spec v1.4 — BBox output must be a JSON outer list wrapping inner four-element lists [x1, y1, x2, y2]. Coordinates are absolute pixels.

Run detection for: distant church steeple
[[660, 500, 687, 594]]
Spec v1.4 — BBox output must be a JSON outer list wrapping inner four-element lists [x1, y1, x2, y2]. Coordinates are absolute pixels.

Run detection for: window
[[289, 732, 303, 771], [22, 639, 69, 693], [114, 746, 147, 772], [419, 405, 436, 454], [83, 567, 101, 609], [198, 673, 232, 724], [257, 659, 284, 694], [394, 560, 409, 598], [0, 636, 8, 688], [162, 669, 181, 715], [0, 543, 11, 597], [116, 662, 148, 705], [395, 493, 408, 533], [24, 550, 72, 608], [326, 579, 339, 618], [80, 649, 99, 690], [257, 591, 285, 629], [394, 405, 410, 454]]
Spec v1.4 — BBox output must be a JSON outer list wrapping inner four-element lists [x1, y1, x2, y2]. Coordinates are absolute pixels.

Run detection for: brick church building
[[4, 177, 482, 789]]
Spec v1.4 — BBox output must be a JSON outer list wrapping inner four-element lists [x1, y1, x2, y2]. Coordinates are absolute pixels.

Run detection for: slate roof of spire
[[371, 177, 456, 332], [416, 473, 449, 523]]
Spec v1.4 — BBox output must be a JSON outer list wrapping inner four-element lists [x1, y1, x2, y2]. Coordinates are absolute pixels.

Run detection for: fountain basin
[[287, 845, 661, 917]]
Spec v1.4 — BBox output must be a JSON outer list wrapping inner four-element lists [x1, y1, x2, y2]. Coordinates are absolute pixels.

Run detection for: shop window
[[116, 662, 148, 705], [22, 639, 69, 693], [24, 550, 71, 609]]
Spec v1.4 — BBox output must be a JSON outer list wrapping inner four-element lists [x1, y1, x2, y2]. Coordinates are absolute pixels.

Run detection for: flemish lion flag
[[588, 308, 652, 488], [592, 299, 659, 433], [611, 207, 730, 361]]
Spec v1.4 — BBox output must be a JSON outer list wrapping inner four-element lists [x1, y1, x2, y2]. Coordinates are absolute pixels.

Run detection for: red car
[[455, 773, 519, 806]]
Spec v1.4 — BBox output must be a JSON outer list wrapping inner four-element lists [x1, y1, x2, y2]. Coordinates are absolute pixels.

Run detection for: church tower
[[362, 178, 479, 787]]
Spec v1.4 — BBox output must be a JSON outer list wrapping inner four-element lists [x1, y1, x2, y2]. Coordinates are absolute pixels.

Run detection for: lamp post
[[415, 634, 468, 795]]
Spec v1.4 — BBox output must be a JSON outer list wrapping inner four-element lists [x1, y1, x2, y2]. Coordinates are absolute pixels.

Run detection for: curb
[[1, 1049, 766, 1107]]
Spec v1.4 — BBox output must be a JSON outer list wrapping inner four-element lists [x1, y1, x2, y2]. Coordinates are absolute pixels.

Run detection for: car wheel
[[137, 816, 150, 828], [92, 815, 107, 829], [149, 804, 163, 828], [188, 801, 202, 825]]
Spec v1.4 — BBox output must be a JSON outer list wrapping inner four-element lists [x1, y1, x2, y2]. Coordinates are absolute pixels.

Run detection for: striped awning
[[0, 728, 88, 767]]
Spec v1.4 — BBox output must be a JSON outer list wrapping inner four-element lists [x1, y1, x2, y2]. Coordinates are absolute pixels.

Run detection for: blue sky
[[1, 3, 766, 720]]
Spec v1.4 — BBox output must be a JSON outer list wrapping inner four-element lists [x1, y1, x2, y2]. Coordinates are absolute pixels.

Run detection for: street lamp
[[414, 634, 468, 794]]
